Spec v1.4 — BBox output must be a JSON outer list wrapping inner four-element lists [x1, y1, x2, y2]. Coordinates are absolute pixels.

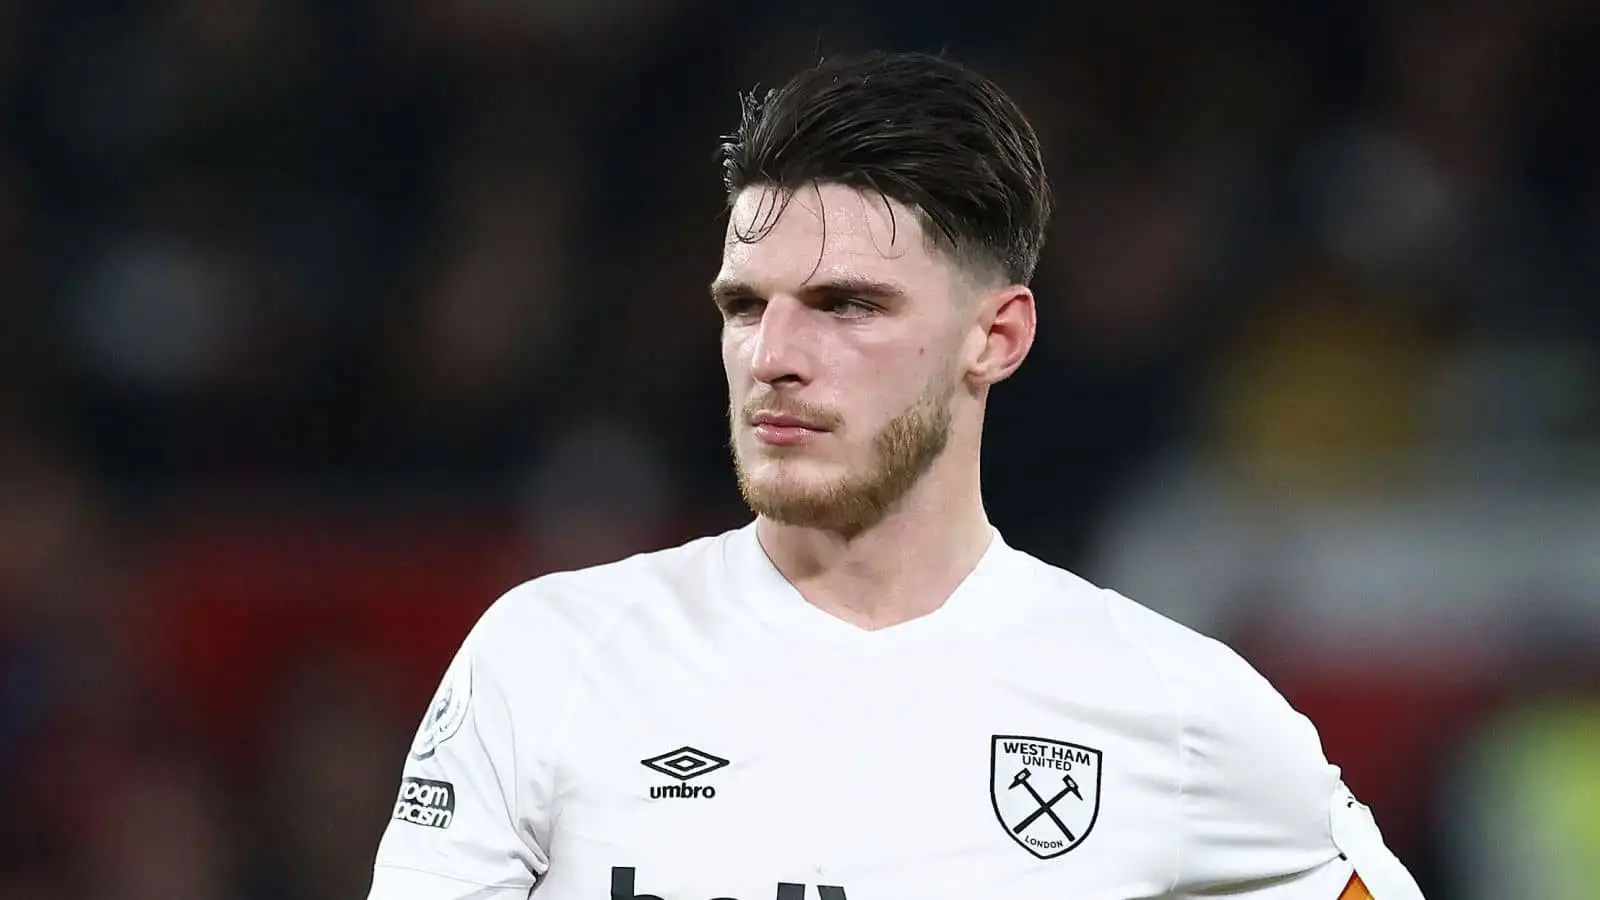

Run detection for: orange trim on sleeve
[[1337, 873, 1373, 900]]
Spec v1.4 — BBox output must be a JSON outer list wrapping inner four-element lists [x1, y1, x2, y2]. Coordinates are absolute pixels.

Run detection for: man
[[367, 52, 1425, 899]]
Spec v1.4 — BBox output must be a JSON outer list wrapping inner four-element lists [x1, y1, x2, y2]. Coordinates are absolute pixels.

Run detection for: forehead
[[718, 183, 954, 297]]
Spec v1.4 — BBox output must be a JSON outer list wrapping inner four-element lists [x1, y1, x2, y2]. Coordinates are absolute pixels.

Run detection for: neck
[[755, 454, 994, 631]]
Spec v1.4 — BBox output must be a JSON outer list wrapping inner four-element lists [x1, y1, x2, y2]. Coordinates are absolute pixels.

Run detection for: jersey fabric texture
[[368, 524, 1424, 899]]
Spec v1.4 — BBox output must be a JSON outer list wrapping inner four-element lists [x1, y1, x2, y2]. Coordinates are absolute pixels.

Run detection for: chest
[[537, 637, 1179, 900]]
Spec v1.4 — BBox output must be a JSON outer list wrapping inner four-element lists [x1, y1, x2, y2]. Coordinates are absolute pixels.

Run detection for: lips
[[749, 411, 827, 447], [752, 412, 824, 430]]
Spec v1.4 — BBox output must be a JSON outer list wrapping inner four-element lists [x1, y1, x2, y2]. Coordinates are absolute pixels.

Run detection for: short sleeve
[[367, 621, 550, 899], [1169, 647, 1425, 898]]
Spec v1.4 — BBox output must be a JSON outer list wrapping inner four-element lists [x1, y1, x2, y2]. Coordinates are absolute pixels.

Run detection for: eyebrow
[[709, 275, 908, 306]]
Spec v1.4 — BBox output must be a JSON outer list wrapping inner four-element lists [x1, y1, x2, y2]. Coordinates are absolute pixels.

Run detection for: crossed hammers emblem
[[1007, 768, 1083, 840]]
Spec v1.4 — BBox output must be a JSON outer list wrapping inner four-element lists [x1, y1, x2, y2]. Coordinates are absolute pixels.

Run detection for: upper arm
[[367, 606, 555, 900], [1167, 645, 1425, 898]]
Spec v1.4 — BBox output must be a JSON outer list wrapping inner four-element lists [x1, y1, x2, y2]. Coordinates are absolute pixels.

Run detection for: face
[[714, 183, 977, 535]]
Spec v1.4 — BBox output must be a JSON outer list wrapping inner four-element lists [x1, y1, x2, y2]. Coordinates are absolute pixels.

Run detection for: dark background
[[2, 1, 1598, 897]]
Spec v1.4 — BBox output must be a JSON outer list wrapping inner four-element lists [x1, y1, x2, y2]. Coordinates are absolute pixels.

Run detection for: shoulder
[[1091, 585, 1341, 877], [1018, 545, 1306, 734], [1016, 558, 1345, 883], [1021, 552, 1336, 821], [1097, 587, 1290, 715], [468, 530, 731, 663], [1008, 547, 1277, 703], [1090, 582, 1329, 776], [413, 531, 733, 759], [1107, 589, 1325, 758]]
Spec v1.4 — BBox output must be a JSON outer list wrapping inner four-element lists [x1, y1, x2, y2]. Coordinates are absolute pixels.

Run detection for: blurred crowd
[[2, 1, 1598, 898]]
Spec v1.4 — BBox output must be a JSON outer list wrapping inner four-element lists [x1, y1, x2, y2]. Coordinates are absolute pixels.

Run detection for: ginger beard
[[730, 372, 957, 537]]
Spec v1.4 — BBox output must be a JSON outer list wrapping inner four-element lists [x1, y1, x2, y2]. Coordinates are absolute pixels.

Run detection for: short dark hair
[[718, 51, 1051, 286]]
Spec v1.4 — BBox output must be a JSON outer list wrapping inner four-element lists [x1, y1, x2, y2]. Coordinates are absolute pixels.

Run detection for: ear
[[964, 285, 1036, 387]]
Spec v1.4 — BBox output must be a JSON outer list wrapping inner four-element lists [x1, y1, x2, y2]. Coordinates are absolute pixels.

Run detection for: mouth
[[750, 412, 828, 447]]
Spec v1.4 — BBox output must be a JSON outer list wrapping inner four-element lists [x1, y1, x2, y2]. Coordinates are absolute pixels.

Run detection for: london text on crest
[[989, 735, 1103, 859]]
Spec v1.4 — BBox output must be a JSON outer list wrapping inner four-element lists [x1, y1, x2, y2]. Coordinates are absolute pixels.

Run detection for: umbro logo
[[642, 746, 729, 781], [641, 746, 729, 799]]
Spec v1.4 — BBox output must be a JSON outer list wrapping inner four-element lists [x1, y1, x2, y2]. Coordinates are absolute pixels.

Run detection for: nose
[[748, 296, 812, 386]]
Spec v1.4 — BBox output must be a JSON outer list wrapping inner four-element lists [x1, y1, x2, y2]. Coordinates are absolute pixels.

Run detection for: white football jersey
[[368, 525, 1425, 899]]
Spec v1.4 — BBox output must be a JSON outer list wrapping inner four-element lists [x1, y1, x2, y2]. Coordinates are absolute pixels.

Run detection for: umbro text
[[649, 784, 717, 799]]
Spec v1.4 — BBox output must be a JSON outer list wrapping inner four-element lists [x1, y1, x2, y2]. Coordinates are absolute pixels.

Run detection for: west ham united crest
[[990, 735, 1102, 859]]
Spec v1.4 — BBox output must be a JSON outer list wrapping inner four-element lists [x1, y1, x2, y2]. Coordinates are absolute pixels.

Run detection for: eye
[[718, 295, 764, 321], [824, 297, 876, 318]]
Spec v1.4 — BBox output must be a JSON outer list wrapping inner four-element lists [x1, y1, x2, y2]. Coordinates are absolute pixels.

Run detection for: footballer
[[367, 52, 1425, 900]]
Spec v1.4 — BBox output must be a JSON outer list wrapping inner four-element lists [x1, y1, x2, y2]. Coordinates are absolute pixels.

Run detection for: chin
[[735, 461, 884, 534], [741, 460, 839, 497]]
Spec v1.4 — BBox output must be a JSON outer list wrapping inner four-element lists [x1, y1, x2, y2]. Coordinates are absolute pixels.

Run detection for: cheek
[[721, 333, 747, 383], [878, 342, 945, 391]]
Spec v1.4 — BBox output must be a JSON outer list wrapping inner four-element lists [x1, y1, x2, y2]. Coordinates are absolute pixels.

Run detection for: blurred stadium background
[[2, 0, 1598, 897]]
